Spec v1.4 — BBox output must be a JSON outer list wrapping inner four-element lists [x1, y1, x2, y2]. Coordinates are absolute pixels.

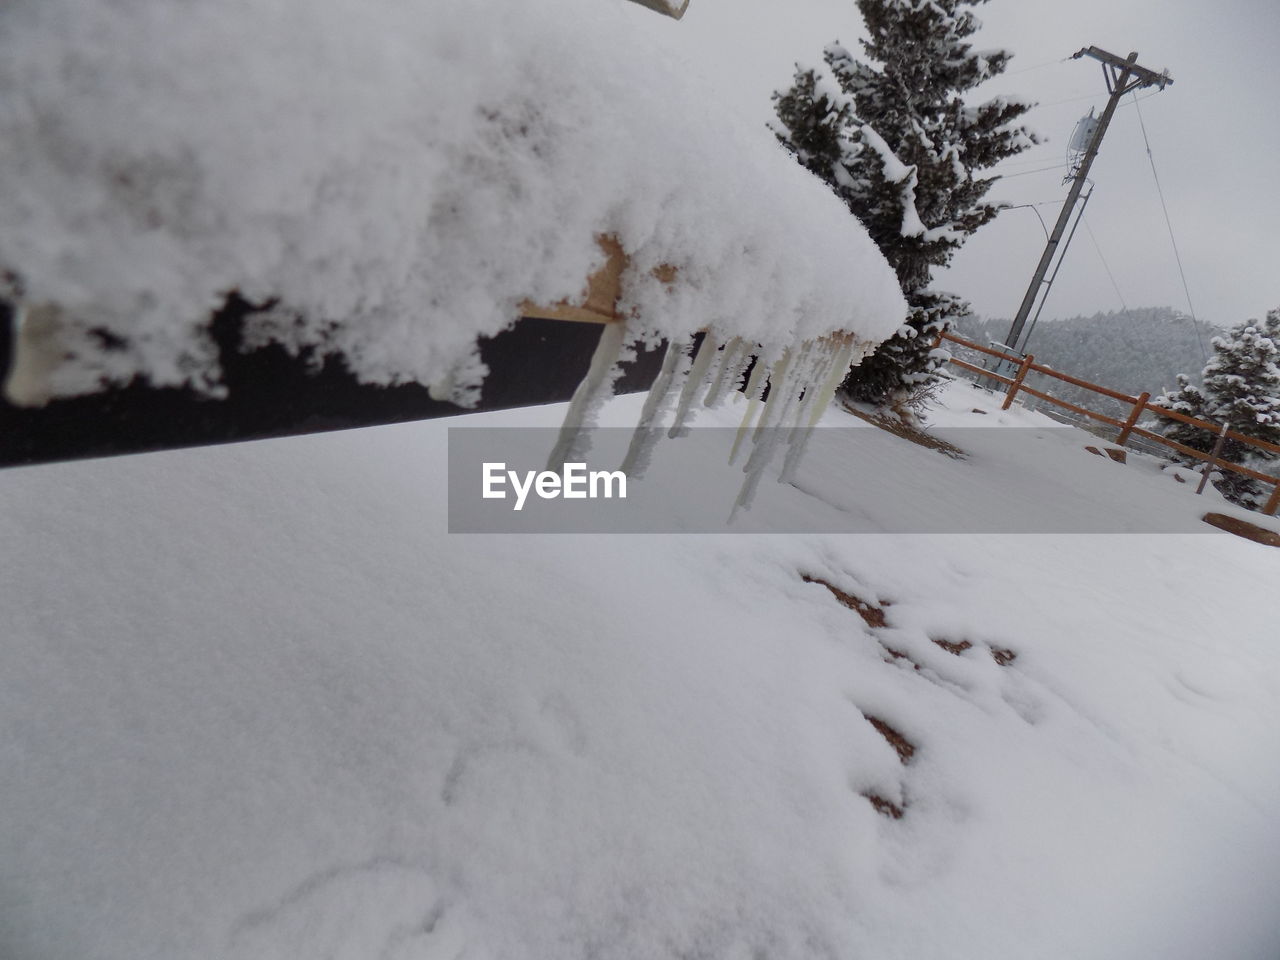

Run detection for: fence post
[[1195, 422, 1230, 496], [1001, 354, 1035, 411], [1116, 391, 1149, 446], [1264, 483, 1280, 517]]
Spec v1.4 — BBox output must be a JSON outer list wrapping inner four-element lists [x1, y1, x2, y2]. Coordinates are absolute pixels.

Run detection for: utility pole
[[1003, 47, 1172, 354]]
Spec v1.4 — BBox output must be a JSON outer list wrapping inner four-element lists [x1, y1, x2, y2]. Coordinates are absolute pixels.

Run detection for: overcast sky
[[625, 0, 1280, 332]]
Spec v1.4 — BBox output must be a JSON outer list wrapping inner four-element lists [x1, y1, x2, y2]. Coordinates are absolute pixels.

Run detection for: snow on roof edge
[[0, 0, 906, 404]]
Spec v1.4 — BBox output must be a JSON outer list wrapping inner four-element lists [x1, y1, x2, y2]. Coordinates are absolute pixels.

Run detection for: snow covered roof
[[0, 0, 905, 406]]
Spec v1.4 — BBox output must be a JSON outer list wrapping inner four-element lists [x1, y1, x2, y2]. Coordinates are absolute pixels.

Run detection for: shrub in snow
[[1153, 307, 1280, 508], [772, 0, 1038, 414], [0, 0, 905, 410]]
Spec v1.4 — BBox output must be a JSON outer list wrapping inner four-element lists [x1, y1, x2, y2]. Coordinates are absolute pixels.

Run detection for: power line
[[1123, 90, 1163, 107], [1004, 56, 1072, 77], [1037, 91, 1105, 108], [1082, 216, 1129, 312], [1131, 93, 1209, 364], [998, 162, 1070, 179], [1006, 203, 1051, 241], [993, 153, 1073, 168], [1031, 88, 1161, 110]]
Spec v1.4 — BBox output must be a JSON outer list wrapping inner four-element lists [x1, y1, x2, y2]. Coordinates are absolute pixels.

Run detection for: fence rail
[[936, 330, 1280, 516]]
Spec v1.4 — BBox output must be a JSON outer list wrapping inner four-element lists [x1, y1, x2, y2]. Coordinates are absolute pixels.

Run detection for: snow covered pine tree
[[1154, 308, 1280, 507], [772, 0, 1038, 414]]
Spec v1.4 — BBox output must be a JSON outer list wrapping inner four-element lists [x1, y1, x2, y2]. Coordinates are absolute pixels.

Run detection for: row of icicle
[[547, 322, 867, 519]]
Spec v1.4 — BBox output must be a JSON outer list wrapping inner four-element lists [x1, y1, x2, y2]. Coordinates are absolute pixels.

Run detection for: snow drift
[[2, 385, 1279, 959]]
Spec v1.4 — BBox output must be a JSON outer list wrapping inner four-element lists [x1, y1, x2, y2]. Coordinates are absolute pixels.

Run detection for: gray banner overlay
[[448, 426, 1253, 534]]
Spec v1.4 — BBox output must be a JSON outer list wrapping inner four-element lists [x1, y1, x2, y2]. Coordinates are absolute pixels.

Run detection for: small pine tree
[[1152, 373, 1210, 450], [1154, 308, 1280, 507], [772, 0, 1038, 412]]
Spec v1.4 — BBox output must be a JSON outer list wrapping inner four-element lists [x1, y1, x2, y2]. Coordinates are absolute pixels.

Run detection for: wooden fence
[[937, 330, 1280, 516]]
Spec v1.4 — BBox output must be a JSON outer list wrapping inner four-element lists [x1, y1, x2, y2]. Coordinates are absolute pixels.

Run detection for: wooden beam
[[1265, 484, 1280, 517], [1012, 383, 1127, 428], [520, 235, 628, 324], [1001, 353, 1035, 410], [520, 236, 682, 325], [1116, 391, 1149, 446], [1143, 399, 1280, 457], [940, 331, 1137, 403], [939, 331, 1022, 364], [1128, 426, 1280, 484], [946, 356, 1017, 387]]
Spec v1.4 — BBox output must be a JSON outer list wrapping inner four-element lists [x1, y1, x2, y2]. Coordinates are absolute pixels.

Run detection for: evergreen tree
[[1154, 308, 1280, 507], [772, 0, 1038, 412]]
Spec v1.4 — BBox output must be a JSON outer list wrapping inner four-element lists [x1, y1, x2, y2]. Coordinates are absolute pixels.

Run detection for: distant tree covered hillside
[[950, 308, 1221, 420]]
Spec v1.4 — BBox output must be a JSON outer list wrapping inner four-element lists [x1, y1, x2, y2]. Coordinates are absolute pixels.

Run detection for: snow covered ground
[[3, 380, 1279, 960]]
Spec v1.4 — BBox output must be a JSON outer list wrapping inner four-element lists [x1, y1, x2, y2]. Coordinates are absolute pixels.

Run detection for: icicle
[[619, 333, 694, 477], [749, 341, 805, 446], [723, 341, 757, 407], [702, 336, 744, 408], [668, 330, 720, 438], [728, 345, 774, 466], [4, 302, 61, 407], [809, 335, 858, 429], [780, 334, 859, 483], [732, 340, 808, 517], [779, 336, 841, 481], [546, 320, 628, 470], [778, 339, 827, 437]]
